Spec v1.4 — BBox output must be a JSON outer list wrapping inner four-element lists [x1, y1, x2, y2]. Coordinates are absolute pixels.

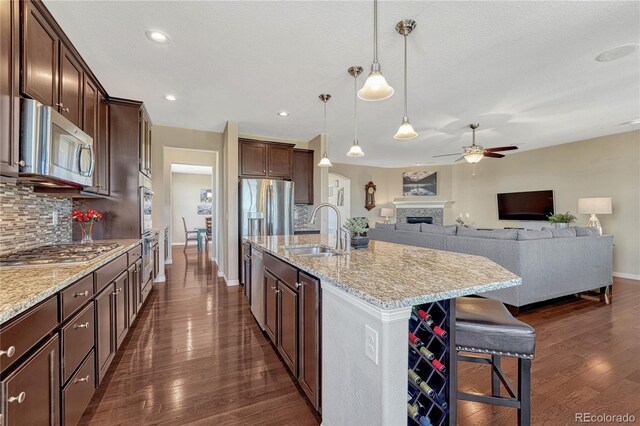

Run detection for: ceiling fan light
[[463, 146, 484, 163], [318, 154, 333, 168], [394, 118, 418, 140], [358, 68, 394, 101], [347, 141, 365, 157]]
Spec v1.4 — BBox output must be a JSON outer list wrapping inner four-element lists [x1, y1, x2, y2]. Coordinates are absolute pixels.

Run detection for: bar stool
[[456, 297, 536, 426]]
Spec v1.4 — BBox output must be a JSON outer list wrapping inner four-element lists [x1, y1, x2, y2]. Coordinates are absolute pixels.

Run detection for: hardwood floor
[[80, 249, 639, 425]]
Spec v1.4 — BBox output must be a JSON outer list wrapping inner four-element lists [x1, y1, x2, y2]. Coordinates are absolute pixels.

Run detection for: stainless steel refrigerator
[[239, 179, 294, 237]]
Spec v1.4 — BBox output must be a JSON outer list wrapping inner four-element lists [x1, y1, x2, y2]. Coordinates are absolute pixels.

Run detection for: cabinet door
[[127, 263, 138, 325], [267, 144, 293, 179], [95, 283, 116, 386], [96, 93, 110, 195], [1, 335, 59, 426], [135, 259, 143, 314], [58, 45, 83, 126], [82, 76, 98, 138], [243, 255, 251, 304], [146, 119, 152, 178], [139, 109, 151, 177], [278, 281, 298, 374], [292, 149, 314, 204], [22, 1, 58, 107], [114, 271, 129, 349], [264, 270, 278, 344], [240, 141, 267, 177], [297, 272, 320, 409], [153, 244, 159, 279], [0, 0, 20, 177]]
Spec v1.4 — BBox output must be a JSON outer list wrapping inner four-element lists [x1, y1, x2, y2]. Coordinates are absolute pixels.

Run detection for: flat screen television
[[497, 190, 555, 221]]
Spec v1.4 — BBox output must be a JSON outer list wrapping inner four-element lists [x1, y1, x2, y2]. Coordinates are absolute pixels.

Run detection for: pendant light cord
[[354, 76, 358, 141], [403, 33, 408, 118], [373, 0, 378, 62]]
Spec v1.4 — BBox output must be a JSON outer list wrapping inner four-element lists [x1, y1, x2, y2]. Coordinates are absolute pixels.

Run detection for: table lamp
[[577, 197, 612, 235], [380, 208, 395, 224]]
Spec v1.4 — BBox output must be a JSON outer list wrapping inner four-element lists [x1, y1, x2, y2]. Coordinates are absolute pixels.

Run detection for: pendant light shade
[[317, 94, 333, 168], [394, 19, 418, 140], [347, 66, 365, 157], [463, 123, 484, 163], [359, 0, 393, 101]]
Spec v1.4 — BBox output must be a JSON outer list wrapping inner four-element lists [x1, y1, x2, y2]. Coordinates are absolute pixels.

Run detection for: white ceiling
[[45, 1, 640, 167], [171, 164, 212, 175]]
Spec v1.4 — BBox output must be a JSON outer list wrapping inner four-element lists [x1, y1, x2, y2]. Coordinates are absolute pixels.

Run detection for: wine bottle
[[419, 381, 436, 398], [432, 358, 446, 373], [412, 307, 434, 325], [413, 400, 436, 424], [408, 369, 422, 386], [408, 332, 422, 346], [418, 415, 433, 426], [433, 325, 447, 338], [409, 333, 436, 361], [408, 403, 420, 421]]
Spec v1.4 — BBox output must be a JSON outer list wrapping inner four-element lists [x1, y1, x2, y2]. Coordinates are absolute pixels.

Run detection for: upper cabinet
[[139, 106, 152, 178], [0, 0, 20, 177], [239, 139, 294, 180], [292, 149, 314, 204], [58, 44, 83, 126]]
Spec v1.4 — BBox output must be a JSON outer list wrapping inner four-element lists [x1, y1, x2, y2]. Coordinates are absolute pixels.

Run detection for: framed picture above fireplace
[[403, 171, 437, 196]]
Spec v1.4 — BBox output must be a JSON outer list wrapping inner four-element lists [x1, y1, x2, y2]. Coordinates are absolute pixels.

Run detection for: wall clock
[[365, 181, 376, 211]]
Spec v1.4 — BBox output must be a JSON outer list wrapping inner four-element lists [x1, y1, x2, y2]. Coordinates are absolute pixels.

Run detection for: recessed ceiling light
[[595, 44, 638, 62], [165, 94, 176, 101], [277, 111, 290, 117], [146, 30, 171, 44]]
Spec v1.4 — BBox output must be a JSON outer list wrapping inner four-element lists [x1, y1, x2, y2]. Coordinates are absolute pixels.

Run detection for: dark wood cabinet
[[152, 243, 159, 280], [94, 92, 110, 195], [239, 139, 295, 179], [293, 149, 314, 204], [264, 270, 278, 343], [61, 350, 95, 426], [114, 271, 129, 350], [297, 272, 321, 410], [139, 107, 152, 178], [58, 44, 83, 126], [94, 283, 115, 386], [1, 335, 59, 426], [60, 303, 95, 384], [242, 253, 251, 303], [22, 1, 59, 107], [0, 0, 20, 177], [127, 261, 139, 325], [277, 281, 298, 374], [82, 75, 98, 139]]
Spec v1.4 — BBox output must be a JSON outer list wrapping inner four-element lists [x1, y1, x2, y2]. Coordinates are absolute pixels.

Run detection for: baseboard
[[154, 275, 166, 283], [613, 272, 640, 281], [226, 279, 240, 286], [164, 259, 172, 265], [217, 270, 225, 278]]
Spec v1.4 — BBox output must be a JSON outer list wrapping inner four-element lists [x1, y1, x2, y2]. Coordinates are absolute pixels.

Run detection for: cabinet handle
[[275, 289, 281, 294], [63, 108, 70, 113], [74, 290, 89, 298], [74, 322, 90, 329], [55, 102, 64, 107], [14, 160, 25, 167], [74, 375, 91, 384], [8, 392, 26, 404], [0, 346, 16, 358], [295, 282, 302, 289]]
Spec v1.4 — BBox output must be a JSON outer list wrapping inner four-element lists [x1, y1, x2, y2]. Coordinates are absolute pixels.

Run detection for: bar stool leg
[[491, 354, 501, 397], [518, 358, 532, 426]]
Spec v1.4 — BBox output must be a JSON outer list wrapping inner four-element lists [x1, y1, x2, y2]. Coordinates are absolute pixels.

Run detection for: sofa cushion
[[395, 223, 421, 232], [516, 229, 553, 240], [421, 224, 457, 235], [374, 222, 396, 230], [456, 227, 518, 240], [542, 227, 577, 238], [575, 226, 599, 236]]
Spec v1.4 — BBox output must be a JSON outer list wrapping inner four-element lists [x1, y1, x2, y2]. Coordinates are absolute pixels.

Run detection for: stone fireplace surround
[[391, 198, 455, 226]]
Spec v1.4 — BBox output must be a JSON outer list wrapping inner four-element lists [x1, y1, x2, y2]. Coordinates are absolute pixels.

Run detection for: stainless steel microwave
[[19, 99, 94, 187]]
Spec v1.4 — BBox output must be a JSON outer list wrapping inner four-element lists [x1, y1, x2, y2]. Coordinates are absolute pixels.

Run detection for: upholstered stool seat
[[456, 296, 536, 426]]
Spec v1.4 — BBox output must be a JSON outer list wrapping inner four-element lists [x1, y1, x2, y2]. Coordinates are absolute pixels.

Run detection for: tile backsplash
[[0, 182, 72, 255], [294, 204, 311, 228]]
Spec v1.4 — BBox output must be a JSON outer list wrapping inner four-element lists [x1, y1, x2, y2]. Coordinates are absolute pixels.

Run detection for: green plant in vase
[[344, 217, 370, 249], [547, 211, 576, 228]]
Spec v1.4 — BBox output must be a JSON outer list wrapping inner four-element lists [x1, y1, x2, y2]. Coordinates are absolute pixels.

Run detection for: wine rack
[[407, 299, 457, 426]]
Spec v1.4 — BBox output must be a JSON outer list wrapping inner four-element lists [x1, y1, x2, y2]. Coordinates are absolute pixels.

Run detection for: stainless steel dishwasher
[[250, 247, 265, 330]]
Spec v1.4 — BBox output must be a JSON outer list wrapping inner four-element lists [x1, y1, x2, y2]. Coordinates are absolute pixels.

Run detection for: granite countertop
[[245, 234, 521, 310], [0, 239, 141, 324]]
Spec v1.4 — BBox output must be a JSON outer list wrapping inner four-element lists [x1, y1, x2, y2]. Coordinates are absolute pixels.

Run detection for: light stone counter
[[245, 234, 521, 309], [0, 239, 141, 324]]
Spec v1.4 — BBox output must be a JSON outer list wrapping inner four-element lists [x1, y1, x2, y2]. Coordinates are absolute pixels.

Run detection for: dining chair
[[205, 217, 212, 252], [182, 217, 199, 251]]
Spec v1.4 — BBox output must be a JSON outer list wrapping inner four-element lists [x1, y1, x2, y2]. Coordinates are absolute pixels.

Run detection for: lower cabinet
[[95, 283, 116, 386], [114, 271, 129, 349], [61, 303, 94, 383], [278, 281, 298, 374], [0, 335, 59, 426], [62, 350, 95, 426], [264, 270, 279, 343], [127, 261, 139, 325]]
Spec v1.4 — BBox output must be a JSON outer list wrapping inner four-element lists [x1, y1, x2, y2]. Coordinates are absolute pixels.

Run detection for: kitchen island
[[244, 234, 521, 425]]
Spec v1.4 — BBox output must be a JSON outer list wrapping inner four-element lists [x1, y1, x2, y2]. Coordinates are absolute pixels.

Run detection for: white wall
[[327, 173, 351, 234], [171, 173, 213, 244]]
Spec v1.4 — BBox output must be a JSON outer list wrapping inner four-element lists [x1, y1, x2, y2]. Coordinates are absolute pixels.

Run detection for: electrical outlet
[[365, 325, 378, 365], [52, 211, 59, 226]]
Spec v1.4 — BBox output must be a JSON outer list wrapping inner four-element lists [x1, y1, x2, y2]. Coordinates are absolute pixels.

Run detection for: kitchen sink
[[285, 245, 339, 257]]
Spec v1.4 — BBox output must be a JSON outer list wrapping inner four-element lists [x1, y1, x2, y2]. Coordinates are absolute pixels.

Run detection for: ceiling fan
[[433, 123, 518, 163]]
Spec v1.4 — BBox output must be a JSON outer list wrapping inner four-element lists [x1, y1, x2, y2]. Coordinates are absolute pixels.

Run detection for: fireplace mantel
[[392, 198, 455, 209]]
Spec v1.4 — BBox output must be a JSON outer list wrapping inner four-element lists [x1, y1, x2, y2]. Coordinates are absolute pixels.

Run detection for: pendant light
[[358, 0, 394, 101], [317, 94, 333, 167], [347, 66, 365, 157], [394, 19, 418, 140], [464, 123, 484, 163]]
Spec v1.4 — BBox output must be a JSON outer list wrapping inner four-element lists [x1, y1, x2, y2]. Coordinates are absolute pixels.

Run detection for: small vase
[[80, 222, 95, 243], [555, 223, 568, 229], [350, 235, 370, 249]]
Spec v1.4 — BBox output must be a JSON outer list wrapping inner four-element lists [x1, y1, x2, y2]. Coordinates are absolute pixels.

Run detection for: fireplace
[[392, 198, 454, 226], [407, 217, 433, 224]]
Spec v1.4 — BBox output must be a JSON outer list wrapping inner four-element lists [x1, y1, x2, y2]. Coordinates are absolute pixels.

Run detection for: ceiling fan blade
[[485, 146, 518, 152], [483, 152, 505, 158], [433, 153, 463, 158], [454, 156, 465, 163]]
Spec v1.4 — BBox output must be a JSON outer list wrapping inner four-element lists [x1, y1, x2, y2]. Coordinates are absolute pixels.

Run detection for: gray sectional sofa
[[368, 223, 613, 309]]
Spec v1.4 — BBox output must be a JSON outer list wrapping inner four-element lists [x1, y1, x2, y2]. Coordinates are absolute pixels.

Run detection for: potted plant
[[547, 211, 576, 228], [344, 217, 370, 249]]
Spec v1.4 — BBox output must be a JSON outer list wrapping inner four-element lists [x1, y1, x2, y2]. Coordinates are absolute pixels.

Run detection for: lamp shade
[[578, 197, 612, 214], [380, 208, 395, 217]]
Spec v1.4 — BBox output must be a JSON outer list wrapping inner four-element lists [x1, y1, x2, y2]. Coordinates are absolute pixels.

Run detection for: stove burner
[[0, 242, 122, 266]]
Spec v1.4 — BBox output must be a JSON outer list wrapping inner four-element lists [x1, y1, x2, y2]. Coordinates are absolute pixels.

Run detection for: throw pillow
[[420, 223, 457, 235], [374, 223, 396, 230], [395, 223, 421, 232], [542, 227, 577, 238], [516, 229, 553, 240], [456, 227, 518, 240], [575, 226, 599, 236]]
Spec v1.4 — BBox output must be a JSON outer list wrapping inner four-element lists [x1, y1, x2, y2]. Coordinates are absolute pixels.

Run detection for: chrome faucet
[[309, 203, 349, 253]]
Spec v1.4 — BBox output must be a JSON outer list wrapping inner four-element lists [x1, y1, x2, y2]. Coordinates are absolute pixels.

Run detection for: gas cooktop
[[0, 242, 121, 266]]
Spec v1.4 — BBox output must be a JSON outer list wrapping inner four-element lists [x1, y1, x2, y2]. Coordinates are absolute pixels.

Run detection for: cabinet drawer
[[95, 253, 127, 293], [0, 296, 58, 374], [128, 244, 142, 265], [60, 274, 94, 321], [61, 303, 94, 383], [264, 253, 298, 289], [62, 350, 95, 426]]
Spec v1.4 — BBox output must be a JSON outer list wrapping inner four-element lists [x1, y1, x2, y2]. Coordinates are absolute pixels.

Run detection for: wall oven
[[19, 98, 94, 187]]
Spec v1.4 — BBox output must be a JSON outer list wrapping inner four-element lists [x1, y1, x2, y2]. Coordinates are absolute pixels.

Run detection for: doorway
[[327, 173, 351, 236]]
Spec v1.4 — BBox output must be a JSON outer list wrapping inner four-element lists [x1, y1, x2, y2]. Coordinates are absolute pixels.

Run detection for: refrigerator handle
[[266, 184, 272, 235]]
